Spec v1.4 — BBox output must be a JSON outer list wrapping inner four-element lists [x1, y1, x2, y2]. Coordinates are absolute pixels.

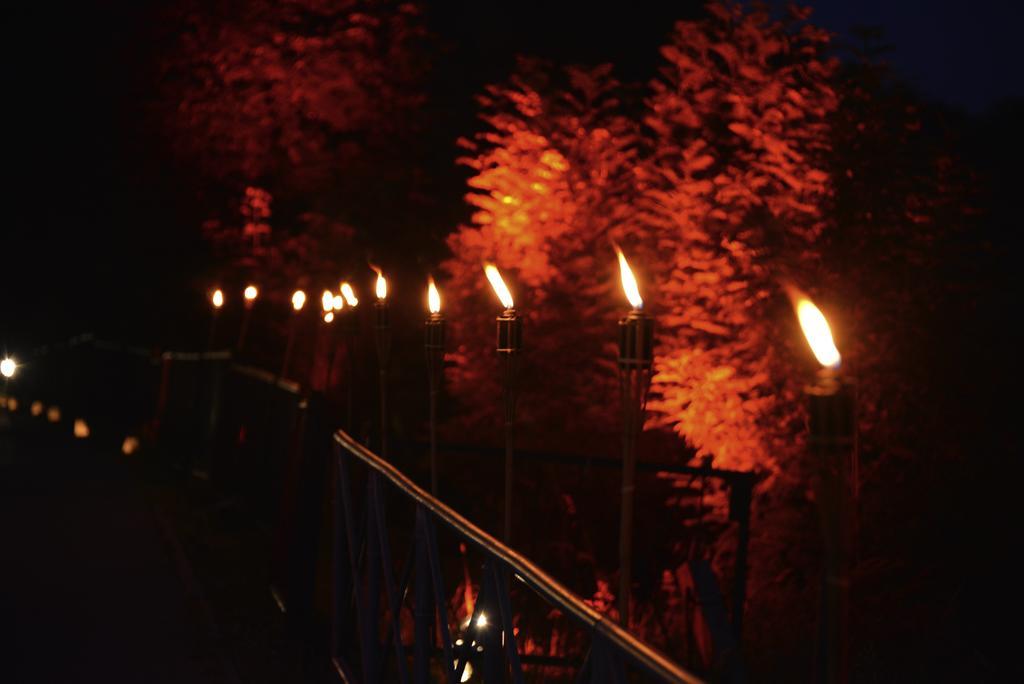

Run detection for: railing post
[[413, 505, 433, 684], [364, 474, 382, 682]]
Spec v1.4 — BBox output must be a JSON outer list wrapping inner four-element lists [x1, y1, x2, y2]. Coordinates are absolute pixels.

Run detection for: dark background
[[5, 0, 1022, 349]]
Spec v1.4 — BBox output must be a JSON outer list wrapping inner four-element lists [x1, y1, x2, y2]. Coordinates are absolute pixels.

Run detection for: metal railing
[[330, 428, 705, 683], [8, 336, 744, 682]]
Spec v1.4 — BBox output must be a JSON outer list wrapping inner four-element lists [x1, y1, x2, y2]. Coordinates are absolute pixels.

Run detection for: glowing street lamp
[[792, 290, 853, 683], [237, 284, 259, 352], [372, 266, 391, 458], [614, 247, 654, 627], [484, 263, 521, 543], [425, 276, 445, 496]]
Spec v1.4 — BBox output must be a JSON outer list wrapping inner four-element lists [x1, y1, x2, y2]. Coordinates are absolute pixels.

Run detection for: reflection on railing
[[331, 429, 705, 683]]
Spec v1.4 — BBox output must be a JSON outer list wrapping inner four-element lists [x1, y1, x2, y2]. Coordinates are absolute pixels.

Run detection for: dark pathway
[[1, 415, 232, 684]]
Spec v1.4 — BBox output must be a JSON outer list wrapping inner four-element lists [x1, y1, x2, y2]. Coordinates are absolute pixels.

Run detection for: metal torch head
[[618, 310, 654, 369], [496, 310, 522, 354], [374, 299, 390, 329], [425, 315, 446, 352]]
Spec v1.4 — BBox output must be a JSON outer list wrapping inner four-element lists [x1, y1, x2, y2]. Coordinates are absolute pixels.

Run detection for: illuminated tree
[[159, 0, 428, 197], [442, 60, 640, 439], [642, 2, 838, 478]]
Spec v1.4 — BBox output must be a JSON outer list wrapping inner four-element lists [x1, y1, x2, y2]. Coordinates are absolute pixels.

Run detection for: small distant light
[[476, 613, 488, 628], [212, 289, 224, 308], [47, 406, 61, 423], [460, 662, 474, 683], [0, 358, 16, 378], [244, 285, 258, 301], [122, 436, 140, 455], [323, 311, 335, 323], [322, 289, 335, 312], [292, 290, 306, 311], [31, 401, 44, 416], [332, 294, 344, 311], [74, 419, 90, 438], [7, 398, 18, 411], [340, 282, 359, 307]]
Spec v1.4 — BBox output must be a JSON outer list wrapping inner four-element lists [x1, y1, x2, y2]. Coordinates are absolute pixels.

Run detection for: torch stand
[[280, 314, 298, 380], [237, 304, 253, 354], [617, 309, 653, 627], [497, 310, 522, 544], [425, 314, 445, 497], [340, 308, 359, 432], [807, 371, 854, 684], [207, 308, 220, 352], [374, 301, 391, 459]]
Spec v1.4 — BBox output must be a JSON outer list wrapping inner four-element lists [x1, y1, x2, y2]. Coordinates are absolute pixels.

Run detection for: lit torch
[[425, 276, 445, 496], [208, 288, 224, 350], [484, 263, 521, 543], [318, 290, 337, 391], [280, 289, 306, 379], [614, 247, 654, 628], [791, 289, 852, 684], [371, 266, 391, 458], [237, 284, 259, 353], [339, 282, 359, 430]]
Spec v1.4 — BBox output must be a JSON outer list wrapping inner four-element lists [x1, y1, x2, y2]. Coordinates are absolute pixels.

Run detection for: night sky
[[5, 0, 1022, 352]]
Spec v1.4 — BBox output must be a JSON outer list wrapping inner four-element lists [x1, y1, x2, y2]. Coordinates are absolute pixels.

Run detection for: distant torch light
[[340, 282, 359, 307], [291, 290, 306, 311], [0, 358, 15, 378], [212, 289, 224, 308], [122, 436, 140, 455], [322, 289, 335, 312], [244, 285, 258, 301], [332, 294, 344, 311], [74, 419, 90, 439]]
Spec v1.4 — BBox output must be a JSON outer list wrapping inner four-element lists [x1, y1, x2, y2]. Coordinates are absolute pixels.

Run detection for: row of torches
[[203, 249, 846, 631]]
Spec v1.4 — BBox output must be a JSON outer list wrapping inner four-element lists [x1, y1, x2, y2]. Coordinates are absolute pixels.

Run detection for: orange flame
[[291, 290, 306, 311], [0, 358, 15, 379], [373, 267, 388, 300], [484, 264, 514, 309], [428, 276, 441, 314], [332, 294, 344, 311], [322, 289, 335, 312], [211, 289, 224, 308], [340, 282, 359, 307], [244, 285, 258, 301], [615, 248, 643, 310], [323, 311, 335, 323], [794, 295, 841, 369]]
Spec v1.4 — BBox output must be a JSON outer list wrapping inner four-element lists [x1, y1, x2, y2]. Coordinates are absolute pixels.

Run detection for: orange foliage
[[443, 60, 640, 439], [642, 2, 838, 477]]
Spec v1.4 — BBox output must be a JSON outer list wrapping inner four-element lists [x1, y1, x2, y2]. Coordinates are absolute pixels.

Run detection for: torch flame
[[340, 282, 359, 307], [291, 290, 306, 311], [795, 296, 841, 370], [332, 294, 344, 311], [212, 289, 224, 308], [615, 248, 643, 310], [323, 311, 335, 323], [372, 266, 387, 300], [484, 264, 514, 310], [428, 276, 441, 314], [0, 358, 15, 378], [322, 289, 335, 312], [244, 285, 258, 301]]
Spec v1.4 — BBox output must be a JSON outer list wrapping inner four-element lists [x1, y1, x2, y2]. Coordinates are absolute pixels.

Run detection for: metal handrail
[[333, 428, 705, 684]]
